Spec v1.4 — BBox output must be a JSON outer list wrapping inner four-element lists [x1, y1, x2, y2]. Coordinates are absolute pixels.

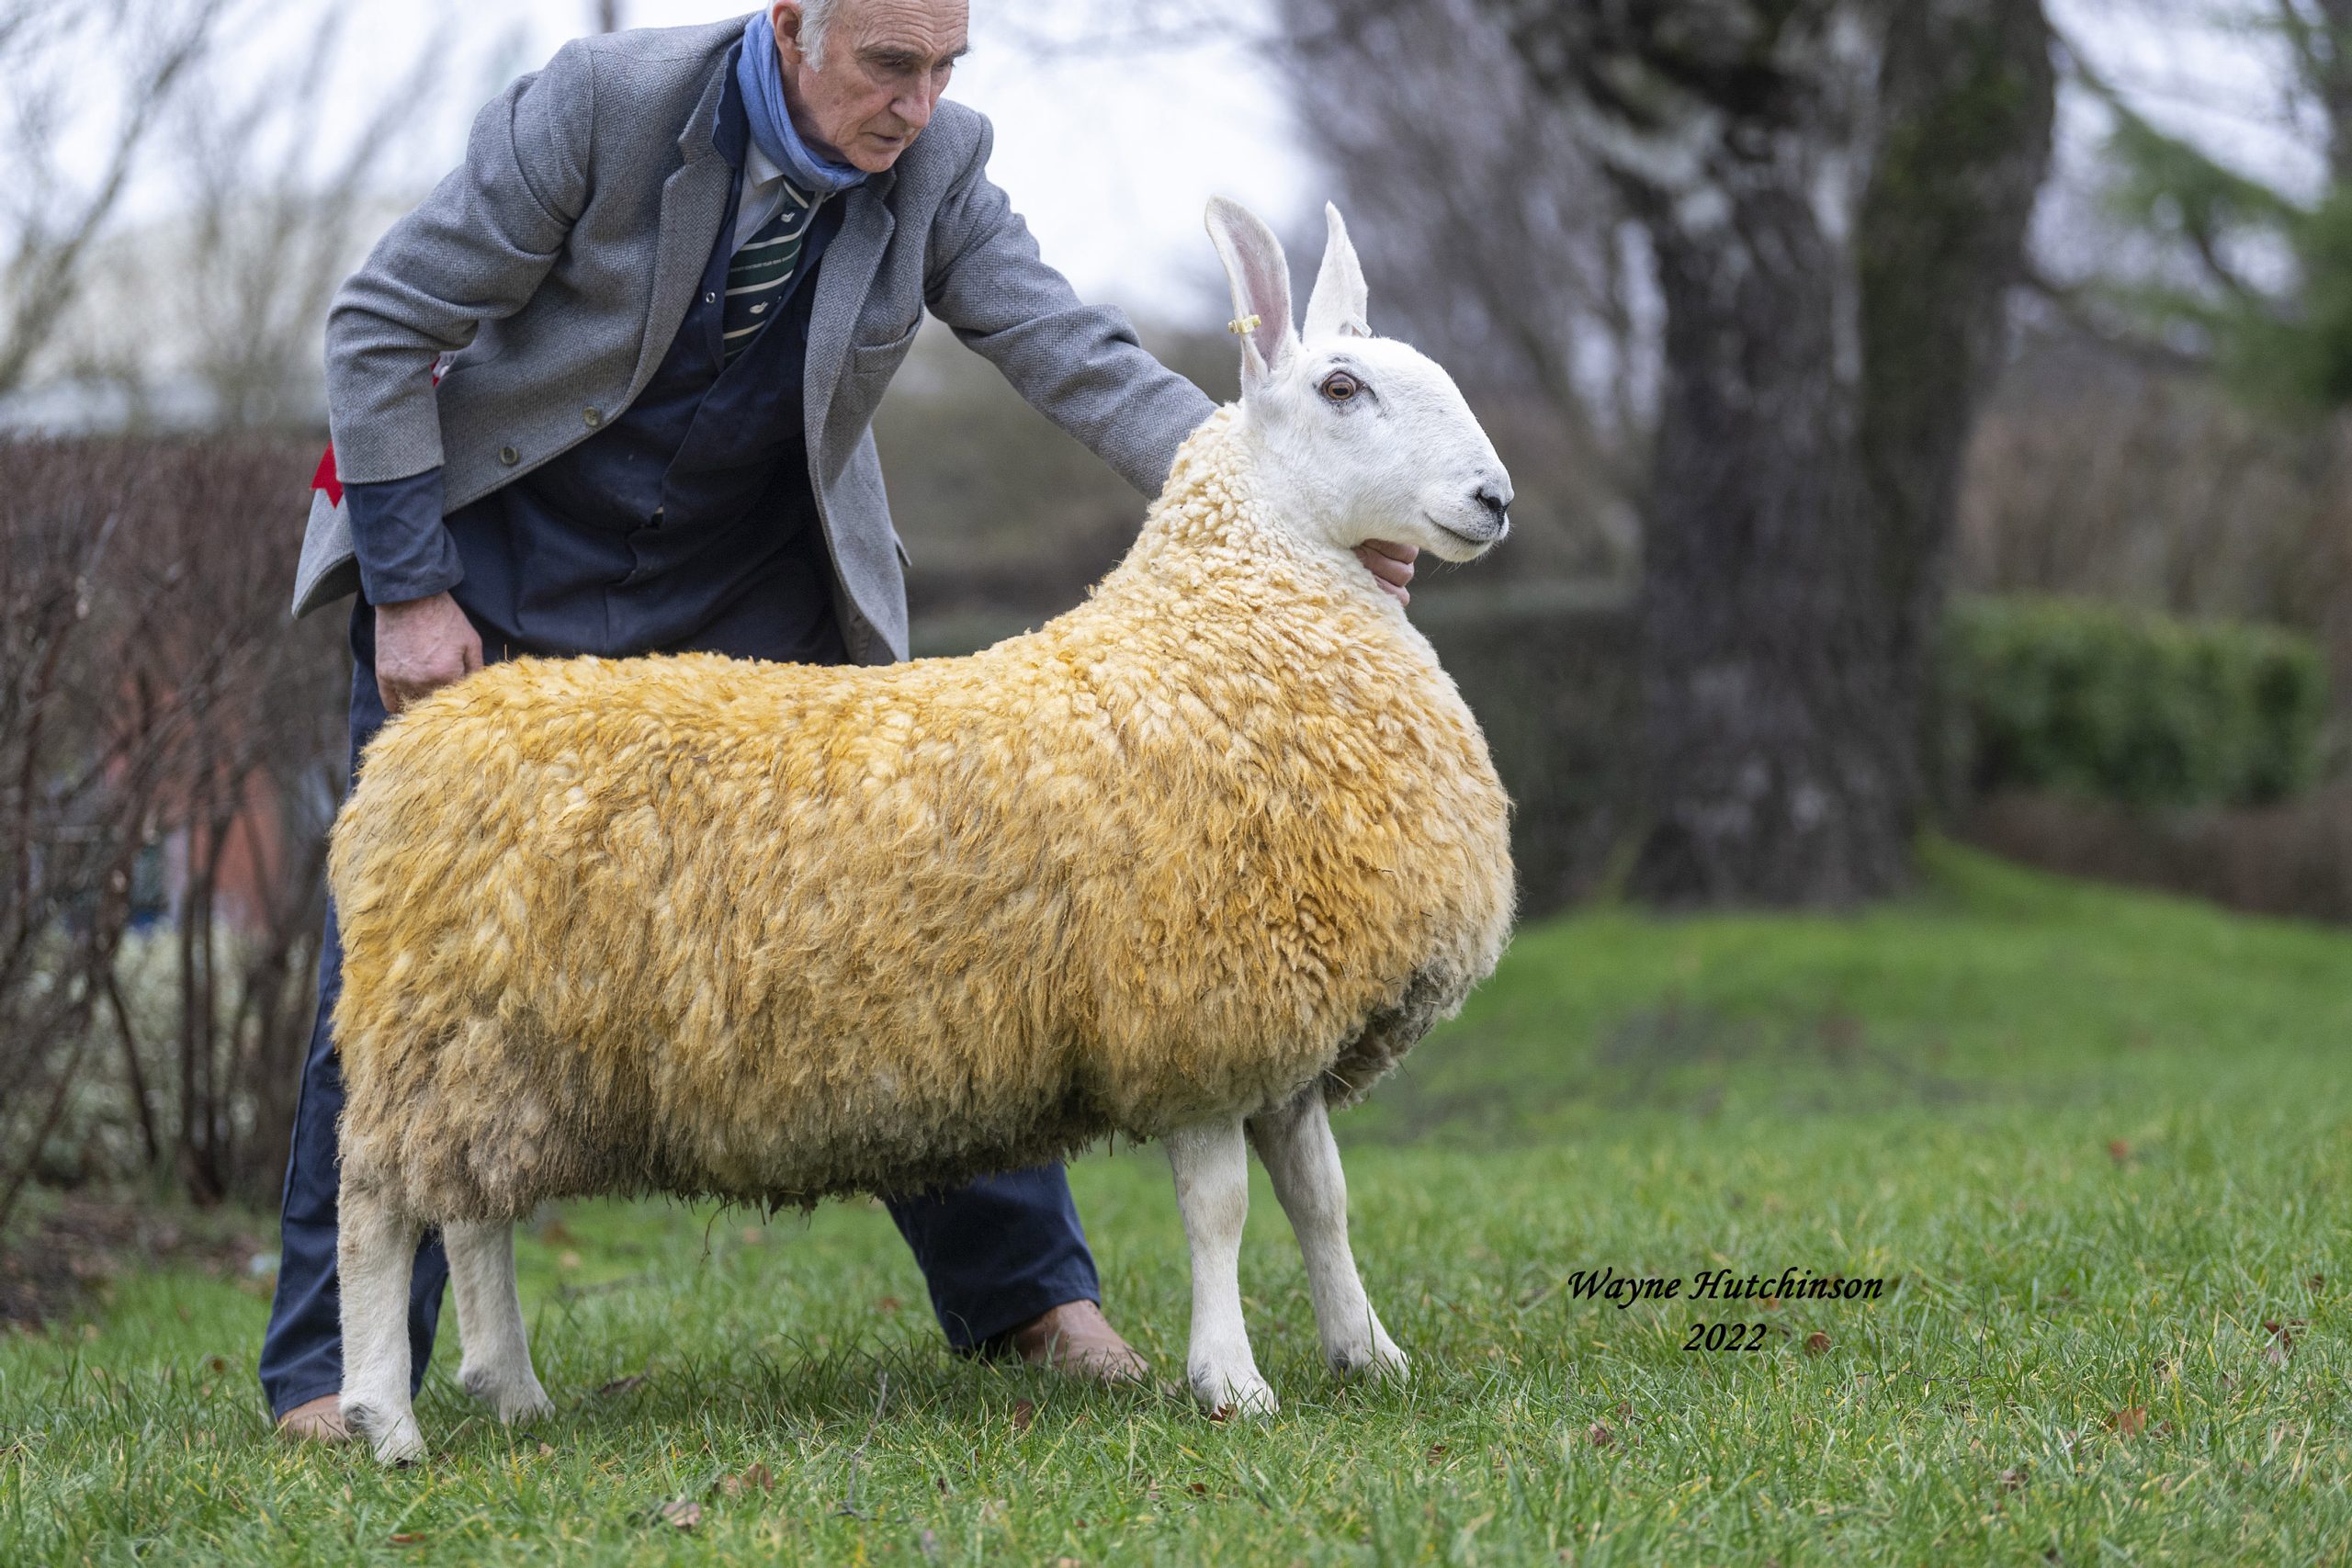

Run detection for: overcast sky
[[42, 0, 2341, 339]]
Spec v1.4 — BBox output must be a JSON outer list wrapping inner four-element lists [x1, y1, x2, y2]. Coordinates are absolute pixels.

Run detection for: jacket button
[[582, 407, 604, 429], [498, 446, 520, 465]]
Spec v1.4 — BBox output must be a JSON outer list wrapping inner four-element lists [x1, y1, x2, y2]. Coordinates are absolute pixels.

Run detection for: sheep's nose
[[1474, 484, 1510, 529]]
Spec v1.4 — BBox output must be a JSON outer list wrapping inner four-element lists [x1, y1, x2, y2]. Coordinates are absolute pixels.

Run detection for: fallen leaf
[[538, 1442, 556, 1457], [597, 1372, 650, 1397], [558, 1250, 583, 1271], [1426, 1442, 1449, 1461], [2106, 1406, 2148, 1437], [1612, 1401, 1633, 1421], [389, 1534, 424, 1546], [1587, 1422, 1613, 1449], [876, 1295, 901, 1313], [1188, 1482, 1208, 1496], [1012, 1399, 1035, 1433], [1998, 1467, 2026, 1492], [2107, 1139, 2132, 1164], [205, 1355, 228, 1374], [720, 1461, 775, 1497], [2309, 1273, 2325, 1292], [1760, 1296, 1781, 1311], [538, 1219, 577, 1247], [657, 1498, 702, 1531], [1804, 1332, 1832, 1356]]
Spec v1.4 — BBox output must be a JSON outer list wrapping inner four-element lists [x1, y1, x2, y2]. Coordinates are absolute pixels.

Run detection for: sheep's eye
[[1319, 370, 1360, 403]]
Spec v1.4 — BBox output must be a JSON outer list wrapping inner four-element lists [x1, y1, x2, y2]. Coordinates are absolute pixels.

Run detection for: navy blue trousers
[[257, 596, 1102, 1418]]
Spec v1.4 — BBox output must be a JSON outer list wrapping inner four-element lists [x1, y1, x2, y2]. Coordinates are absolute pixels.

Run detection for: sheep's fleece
[[329, 406, 1515, 1224]]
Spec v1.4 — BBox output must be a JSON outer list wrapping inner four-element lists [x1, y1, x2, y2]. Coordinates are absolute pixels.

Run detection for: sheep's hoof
[[1329, 1331, 1409, 1385], [511, 1386, 556, 1425], [461, 1365, 555, 1425], [1190, 1365, 1278, 1419], [345, 1399, 427, 1467]]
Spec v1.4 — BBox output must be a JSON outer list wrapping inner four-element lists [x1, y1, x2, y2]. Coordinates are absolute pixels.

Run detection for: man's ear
[[771, 0, 808, 68], [1204, 197, 1298, 395]]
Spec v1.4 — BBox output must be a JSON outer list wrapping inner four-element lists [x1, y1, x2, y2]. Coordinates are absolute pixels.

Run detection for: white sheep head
[[1205, 197, 1514, 566]]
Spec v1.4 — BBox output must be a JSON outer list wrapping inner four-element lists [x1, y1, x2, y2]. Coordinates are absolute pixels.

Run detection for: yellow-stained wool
[[329, 409, 1516, 1223]]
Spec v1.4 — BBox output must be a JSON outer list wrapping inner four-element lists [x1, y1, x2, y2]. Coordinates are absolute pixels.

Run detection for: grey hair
[[797, 0, 841, 69]]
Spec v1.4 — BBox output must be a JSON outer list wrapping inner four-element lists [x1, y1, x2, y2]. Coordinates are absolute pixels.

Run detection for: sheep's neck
[[1046, 412, 1441, 743]]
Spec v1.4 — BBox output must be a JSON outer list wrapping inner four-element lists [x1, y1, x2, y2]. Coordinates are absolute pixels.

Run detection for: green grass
[[6, 842, 2352, 1563]]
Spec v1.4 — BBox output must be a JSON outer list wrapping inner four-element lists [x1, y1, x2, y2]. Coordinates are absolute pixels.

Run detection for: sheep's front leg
[[338, 1178, 428, 1465], [1166, 1117, 1278, 1416], [1247, 1087, 1407, 1384], [446, 1221, 554, 1426]]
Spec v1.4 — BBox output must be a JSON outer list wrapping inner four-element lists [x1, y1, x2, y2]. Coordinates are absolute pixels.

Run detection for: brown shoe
[[1007, 1300, 1150, 1385], [276, 1393, 353, 1443]]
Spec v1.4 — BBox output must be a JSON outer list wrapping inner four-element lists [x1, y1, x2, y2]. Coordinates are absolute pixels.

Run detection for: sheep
[[331, 197, 1518, 1465]]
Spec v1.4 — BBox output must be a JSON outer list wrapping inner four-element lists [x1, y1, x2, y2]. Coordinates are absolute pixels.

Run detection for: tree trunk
[[1480, 0, 2052, 907], [1858, 0, 2056, 829], [1634, 175, 1908, 904]]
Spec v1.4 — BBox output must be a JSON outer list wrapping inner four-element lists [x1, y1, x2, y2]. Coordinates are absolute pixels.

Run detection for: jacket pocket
[[846, 316, 922, 379]]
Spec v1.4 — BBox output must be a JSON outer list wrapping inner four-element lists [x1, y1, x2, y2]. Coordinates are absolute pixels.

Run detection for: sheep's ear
[[1302, 202, 1370, 341], [1205, 196, 1296, 393]]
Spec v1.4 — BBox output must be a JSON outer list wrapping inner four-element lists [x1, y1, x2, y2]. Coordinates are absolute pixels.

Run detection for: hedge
[[1945, 594, 2328, 808]]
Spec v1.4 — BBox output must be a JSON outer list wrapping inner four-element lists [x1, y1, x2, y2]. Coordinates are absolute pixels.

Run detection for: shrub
[[1946, 594, 2328, 808]]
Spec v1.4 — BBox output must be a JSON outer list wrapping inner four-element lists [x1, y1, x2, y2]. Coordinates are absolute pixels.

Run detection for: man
[[271, 0, 1419, 1440]]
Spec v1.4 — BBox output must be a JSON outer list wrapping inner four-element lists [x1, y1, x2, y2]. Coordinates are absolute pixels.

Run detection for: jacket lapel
[[803, 176, 896, 470], [627, 62, 736, 403]]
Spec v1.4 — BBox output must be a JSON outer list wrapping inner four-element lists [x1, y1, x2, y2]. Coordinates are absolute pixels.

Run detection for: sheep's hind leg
[[1166, 1116, 1277, 1416], [338, 1178, 428, 1465], [447, 1221, 554, 1426], [1248, 1087, 1407, 1385]]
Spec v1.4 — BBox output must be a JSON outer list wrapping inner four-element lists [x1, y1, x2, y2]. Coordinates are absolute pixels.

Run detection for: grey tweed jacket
[[293, 14, 1216, 664]]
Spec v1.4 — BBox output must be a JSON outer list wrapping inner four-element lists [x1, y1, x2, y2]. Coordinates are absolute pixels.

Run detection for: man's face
[[771, 0, 969, 174]]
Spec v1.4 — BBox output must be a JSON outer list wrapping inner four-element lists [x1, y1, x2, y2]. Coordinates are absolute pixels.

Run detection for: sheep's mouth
[[1424, 513, 1503, 550]]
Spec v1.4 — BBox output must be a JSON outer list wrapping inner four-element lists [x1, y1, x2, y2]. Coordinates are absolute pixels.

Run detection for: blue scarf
[[737, 14, 867, 196]]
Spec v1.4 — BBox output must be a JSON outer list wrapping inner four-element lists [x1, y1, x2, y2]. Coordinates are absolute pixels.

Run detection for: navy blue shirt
[[345, 41, 852, 665]]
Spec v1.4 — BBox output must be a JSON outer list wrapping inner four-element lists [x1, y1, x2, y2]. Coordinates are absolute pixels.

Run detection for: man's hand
[[375, 591, 484, 716], [1355, 539, 1419, 606]]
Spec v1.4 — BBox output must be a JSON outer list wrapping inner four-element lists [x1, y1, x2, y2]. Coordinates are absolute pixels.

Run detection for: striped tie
[[723, 179, 820, 365]]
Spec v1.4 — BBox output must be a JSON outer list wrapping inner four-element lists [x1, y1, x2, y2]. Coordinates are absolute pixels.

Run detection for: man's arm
[[326, 38, 595, 489], [922, 115, 1217, 499], [324, 39, 595, 708]]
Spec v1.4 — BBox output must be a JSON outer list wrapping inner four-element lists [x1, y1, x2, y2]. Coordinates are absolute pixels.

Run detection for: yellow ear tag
[[1227, 314, 1262, 336]]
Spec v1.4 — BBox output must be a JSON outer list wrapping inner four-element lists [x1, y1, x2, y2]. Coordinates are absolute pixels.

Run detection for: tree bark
[[1479, 0, 2052, 907], [1858, 0, 2056, 829]]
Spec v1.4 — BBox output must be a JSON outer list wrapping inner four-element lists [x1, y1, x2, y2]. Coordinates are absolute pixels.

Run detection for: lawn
[[5, 842, 2349, 1564]]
